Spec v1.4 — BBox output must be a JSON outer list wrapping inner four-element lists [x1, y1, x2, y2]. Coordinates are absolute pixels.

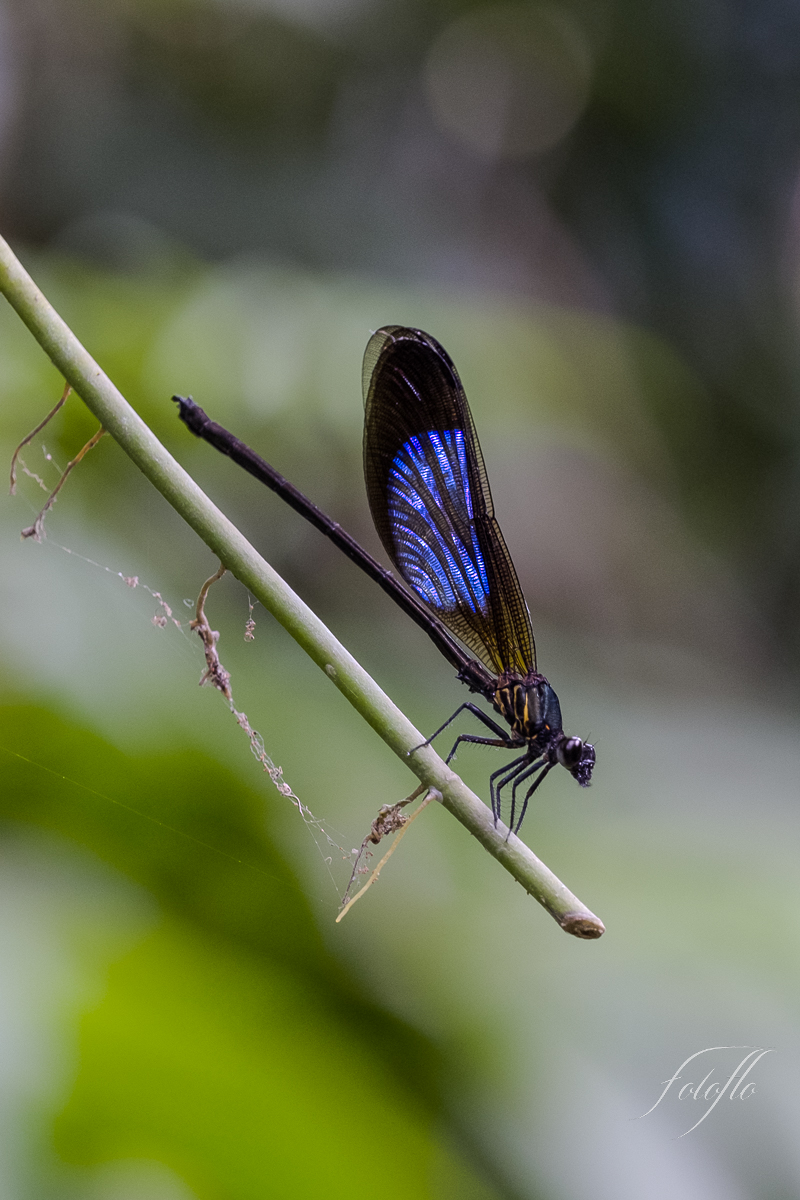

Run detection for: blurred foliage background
[[1, 0, 800, 1197]]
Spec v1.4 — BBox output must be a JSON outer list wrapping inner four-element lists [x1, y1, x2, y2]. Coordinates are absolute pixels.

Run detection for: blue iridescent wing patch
[[387, 430, 490, 614], [363, 326, 535, 676]]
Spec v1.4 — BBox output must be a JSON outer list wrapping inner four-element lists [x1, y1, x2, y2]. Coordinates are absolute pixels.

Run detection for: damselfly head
[[557, 736, 595, 787]]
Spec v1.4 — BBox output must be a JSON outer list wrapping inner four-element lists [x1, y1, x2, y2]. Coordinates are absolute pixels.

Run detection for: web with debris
[[10, 393, 437, 910], [11, 419, 362, 897]]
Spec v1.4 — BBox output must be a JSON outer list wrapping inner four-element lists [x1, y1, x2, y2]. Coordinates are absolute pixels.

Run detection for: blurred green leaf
[[0, 701, 507, 1199]]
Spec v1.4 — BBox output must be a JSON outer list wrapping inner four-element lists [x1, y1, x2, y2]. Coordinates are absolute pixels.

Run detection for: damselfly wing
[[363, 327, 534, 677]]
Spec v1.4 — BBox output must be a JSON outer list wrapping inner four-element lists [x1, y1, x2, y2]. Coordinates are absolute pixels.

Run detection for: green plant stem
[[0, 233, 604, 939]]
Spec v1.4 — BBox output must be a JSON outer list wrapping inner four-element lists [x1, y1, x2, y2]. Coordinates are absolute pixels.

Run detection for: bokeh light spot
[[424, 4, 593, 160]]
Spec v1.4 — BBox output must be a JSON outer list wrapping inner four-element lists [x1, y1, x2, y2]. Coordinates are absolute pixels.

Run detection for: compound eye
[[560, 737, 583, 768]]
